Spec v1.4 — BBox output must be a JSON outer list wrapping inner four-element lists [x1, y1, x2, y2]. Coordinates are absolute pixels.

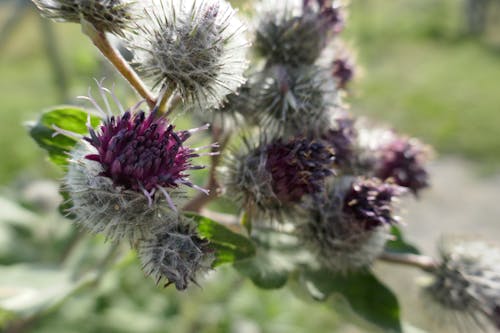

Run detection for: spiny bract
[[426, 238, 500, 331], [250, 64, 337, 137], [138, 217, 214, 290], [128, 0, 249, 111], [298, 177, 404, 272], [255, 0, 344, 66], [32, 0, 138, 36]]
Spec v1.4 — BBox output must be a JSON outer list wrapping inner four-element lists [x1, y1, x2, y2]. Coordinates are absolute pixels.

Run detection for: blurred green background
[[1, 0, 500, 332]]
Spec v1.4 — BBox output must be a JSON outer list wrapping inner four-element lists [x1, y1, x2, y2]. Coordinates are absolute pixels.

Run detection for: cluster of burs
[[31, 0, 500, 328]]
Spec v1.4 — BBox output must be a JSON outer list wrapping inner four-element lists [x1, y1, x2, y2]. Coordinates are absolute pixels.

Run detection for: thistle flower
[[255, 0, 343, 66], [32, 0, 138, 36], [138, 217, 214, 290], [59, 85, 212, 240], [221, 136, 335, 217], [128, 0, 249, 111], [426, 238, 500, 331], [251, 65, 336, 136], [343, 177, 405, 229], [321, 113, 357, 170], [298, 177, 405, 272], [374, 135, 431, 196]]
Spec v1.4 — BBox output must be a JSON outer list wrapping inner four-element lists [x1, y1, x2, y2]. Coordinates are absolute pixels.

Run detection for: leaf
[[301, 268, 402, 333], [385, 226, 420, 255], [234, 230, 312, 290], [234, 250, 290, 289], [240, 211, 252, 235], [186, 213, 256, 267], [0, 197, 40, 227], [0, 264, 95, 318], [28, 106, 100, 168]]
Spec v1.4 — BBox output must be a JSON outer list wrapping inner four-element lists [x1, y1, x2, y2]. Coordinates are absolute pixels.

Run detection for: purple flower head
[[83, 109, 207, 207], [343, 178, 405, 230], [322, 115, 357, 169], [375, 136, 430, 195], [332, 57, 354, 89], [54, 84, 215, 216], [265, 138, 335, 203], [86, 112, 185, 188]]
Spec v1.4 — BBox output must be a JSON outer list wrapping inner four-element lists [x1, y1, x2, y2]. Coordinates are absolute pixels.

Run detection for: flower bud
[[32, 0, 138, 36], [138, 217, 214, 290], [251, 64, 337, 137], [128, 0, 249, 111], [255, 0, 343, 66], [426, 238, 500, 331], [298, 177, 405, 272]]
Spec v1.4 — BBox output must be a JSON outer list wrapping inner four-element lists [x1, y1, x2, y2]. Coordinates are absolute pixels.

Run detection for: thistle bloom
[[128, 0, 249, 111], [222, 136, 335, 217], [60, 85, 212, 240], [138, 217, 214, 290], [299, 177, 405, 272], [426, 238, 500, 331], [31, 0, 138, 36], [375, 135, 431, 195], [266, 138, 335, 203], [343, 177, 405, 229]]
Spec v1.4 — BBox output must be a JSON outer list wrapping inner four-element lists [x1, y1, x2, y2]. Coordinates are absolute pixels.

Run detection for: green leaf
[[0, 197, 40, 227], [186, 213, 256, 267], [234, 230, 312, 290], [240, 211, 252, 235], [302, 268, 402, 333], [28, 106, 100, 168], [0, 264, 95, 318], [234, 250, 290, 289], [385, 226, 420, 255]]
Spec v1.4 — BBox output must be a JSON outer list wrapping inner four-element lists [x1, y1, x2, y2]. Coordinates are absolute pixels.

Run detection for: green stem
[[81, 20, 156, 108], [378, 251, 438, 272]]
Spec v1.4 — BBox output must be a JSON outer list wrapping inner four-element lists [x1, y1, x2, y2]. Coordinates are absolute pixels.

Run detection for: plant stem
[[152, 83, 181, 115], [164, 92, 182, 115], [81, 20, 156, 108], [96, 242, 121, 278], [378, 251, 438, 272], [183, 126, 230, 212]]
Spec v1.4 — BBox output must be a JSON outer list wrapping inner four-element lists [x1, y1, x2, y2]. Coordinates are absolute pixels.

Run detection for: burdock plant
[[26, 0, 500, 331]]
